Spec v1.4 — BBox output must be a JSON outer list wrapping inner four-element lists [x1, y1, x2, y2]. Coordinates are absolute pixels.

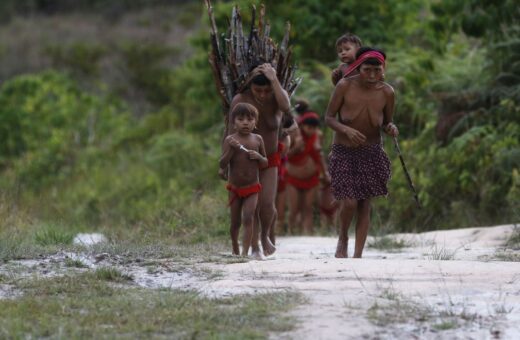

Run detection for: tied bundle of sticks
[[205, 1, 302, 121]]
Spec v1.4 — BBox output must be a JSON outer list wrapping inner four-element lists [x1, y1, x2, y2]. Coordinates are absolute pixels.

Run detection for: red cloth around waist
[[226, 183, 262, 205], [286, 172, 320, 190], [267, 152, 281, 168]]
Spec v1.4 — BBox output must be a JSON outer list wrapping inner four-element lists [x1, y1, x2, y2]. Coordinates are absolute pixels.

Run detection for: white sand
[[201, 224, 520, 339]]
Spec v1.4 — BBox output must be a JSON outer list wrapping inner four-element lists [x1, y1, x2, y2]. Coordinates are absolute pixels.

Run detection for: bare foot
[[335, 239, 348, 258], [232, 242, 240, 256], [262, 237, 276, 256], [251, 249, 265, 260]]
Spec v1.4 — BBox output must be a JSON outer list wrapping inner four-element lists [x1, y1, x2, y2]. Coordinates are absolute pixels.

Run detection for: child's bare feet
[[335, 238, 348, 258], [261, 237, 276, 256]]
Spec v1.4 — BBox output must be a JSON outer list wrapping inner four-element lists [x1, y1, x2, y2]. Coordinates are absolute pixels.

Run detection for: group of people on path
[[219, 33, 399, 259]]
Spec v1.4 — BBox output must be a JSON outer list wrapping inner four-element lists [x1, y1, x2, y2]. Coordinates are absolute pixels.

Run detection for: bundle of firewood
[[205, 0, 302, 114]]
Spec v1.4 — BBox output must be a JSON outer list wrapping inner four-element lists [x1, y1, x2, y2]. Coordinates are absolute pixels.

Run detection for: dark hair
[[251, 74, 270, 86], [301, 117, 320, 127], [335, 33, 362, 48], [230, 103, 258, 122], [294, 98, 309, 114], [355, 47, 386, 67]]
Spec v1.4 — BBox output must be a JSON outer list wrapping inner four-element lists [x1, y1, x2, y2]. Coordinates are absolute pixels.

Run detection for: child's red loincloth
[[226, 183, 262, 205]]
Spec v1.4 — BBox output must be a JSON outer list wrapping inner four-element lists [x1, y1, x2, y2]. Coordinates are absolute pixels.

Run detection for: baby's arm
[[331, 67, 342, 86]]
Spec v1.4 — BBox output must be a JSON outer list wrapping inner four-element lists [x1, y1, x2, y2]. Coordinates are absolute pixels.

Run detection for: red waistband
[[226, 183, 262, 205], [286, 172, 320, 190], [263, 151, 281, 169]]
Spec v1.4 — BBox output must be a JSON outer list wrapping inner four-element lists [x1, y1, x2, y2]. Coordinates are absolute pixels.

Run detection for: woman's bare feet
[[262, 237, 276, 256], [335, 238, 348, 258]]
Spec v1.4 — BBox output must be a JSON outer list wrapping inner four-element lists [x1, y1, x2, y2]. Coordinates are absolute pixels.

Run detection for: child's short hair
[[335, 33, 362, 48], [230, 103, 258, 122], [355, 47, 386, 66]]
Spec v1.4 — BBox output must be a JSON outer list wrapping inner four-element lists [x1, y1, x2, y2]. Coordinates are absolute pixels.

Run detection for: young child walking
[[219, 103, 268, 256], [325, 47, 399, 258], [331, 33, 363, 86]]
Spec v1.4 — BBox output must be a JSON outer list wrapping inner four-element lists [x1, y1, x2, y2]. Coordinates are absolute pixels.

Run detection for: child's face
[[336, 42, 358, 64], [301, 124, 318, 136], [233, 115, 256, 134]]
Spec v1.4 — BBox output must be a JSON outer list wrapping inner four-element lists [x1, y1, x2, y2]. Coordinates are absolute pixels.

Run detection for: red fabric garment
[[226, 183, 262, 205], [343, 51, 386, 79], [266, 151, 281, 168], [288, 133, 321, 168], [286, 172, 320, 190], [277, 142, 287, 193]]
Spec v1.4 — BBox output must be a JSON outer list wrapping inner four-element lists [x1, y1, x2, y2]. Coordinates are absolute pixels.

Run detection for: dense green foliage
[[0, 0, 518, 243]]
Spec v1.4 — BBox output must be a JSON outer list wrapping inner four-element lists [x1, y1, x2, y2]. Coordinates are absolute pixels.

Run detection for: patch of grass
[[433, 320, 458, 330], [492, 251, 520, 262], [505, 225, 520, 250], [94, 267, 133, 282], [367, 299, 432, 326], [64, 258, 88, 268], [34, 227, 74, 246], [368, 236, 413, 252], [426, 245, 457, 260], [0, 232, 57, 261], [0, 274, 303, 339]]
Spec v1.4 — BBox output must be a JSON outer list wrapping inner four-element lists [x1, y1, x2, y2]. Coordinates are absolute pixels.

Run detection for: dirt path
[[202, 224, 520, 339], [2, 224, 519, 339]]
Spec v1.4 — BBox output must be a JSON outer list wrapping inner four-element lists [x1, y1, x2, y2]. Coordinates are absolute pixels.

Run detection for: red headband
[[343, 51, 385, 78], [297, 112, 320, 124]]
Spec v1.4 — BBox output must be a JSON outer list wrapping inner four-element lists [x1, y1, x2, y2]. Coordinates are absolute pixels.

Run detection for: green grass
[[426, 245, 457, 260], [491, 251, 520, 262], [505, 225, 520, 250], [64, 258, 88, 268], [94, 267, 133, 282], [368, 236, 413, 252], [0, 274, 303, 339], [34, 226, 74, 246]]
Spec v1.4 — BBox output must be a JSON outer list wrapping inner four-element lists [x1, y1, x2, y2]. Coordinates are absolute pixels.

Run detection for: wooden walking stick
[[392, 136, 421, 209]]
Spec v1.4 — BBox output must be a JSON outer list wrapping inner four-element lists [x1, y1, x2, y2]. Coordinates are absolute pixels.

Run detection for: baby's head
[[335, 33, 362, 65], [230, 103, 258, 132], [294, 98, 310, 115]]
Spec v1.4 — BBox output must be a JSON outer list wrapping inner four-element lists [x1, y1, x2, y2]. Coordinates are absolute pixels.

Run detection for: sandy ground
[[1, 224, 519, 339], [202, 224, 520, 339]]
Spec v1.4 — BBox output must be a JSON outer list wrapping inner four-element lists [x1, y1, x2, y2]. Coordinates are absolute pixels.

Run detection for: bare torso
[[226, 133, 263, 187], [333, 76, 392, 147], [231, 90, 282, 156], [286, 133, 321, 179]]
